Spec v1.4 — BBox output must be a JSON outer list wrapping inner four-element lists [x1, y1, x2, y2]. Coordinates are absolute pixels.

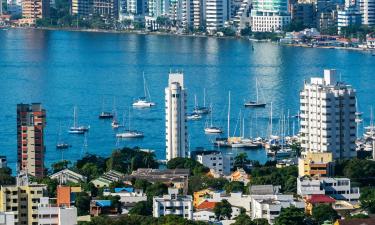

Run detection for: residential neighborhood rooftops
[[335, 218, 375, 225], [306, 194, 336, 204], [196, 201, 217, 210]]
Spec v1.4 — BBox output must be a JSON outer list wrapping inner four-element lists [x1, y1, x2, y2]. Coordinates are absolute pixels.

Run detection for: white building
[[205, 0, 229, 32], [250, 194, 305, 225], [297, 176, 360, 203], [153, 188, 193, 219], [195, 150, 234, 176], [103, 187, 147, 213], [50, 169, 87, 184], [0, 212, 15, 225], [367, 37, 375, 48], [360, 0, 375, 26], [203, 191, 252, 213], [165, 72, 188, 161], [300, 69, 357, 160], [38, 197, 78, 225], [193, 210, 216, 221], [250, 0, 291, 32]]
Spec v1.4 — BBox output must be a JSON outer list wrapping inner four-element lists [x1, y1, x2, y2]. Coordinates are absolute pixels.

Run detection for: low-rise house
[[124, 169, 189, 194], [91, 170, 125, 188], [250, 194, 305, 224], [304, 194, 336, 215], [38, 197, 78, 225], [298, 152, 334, 177], [153, 188, 193, 220], [334, 218, 375, 225], [193, 201, 217, 222], [50, 169, 87, 184], [297, 176, 360, 203], [57, 186, 82, 207], [193, 189, 215, 208], [90, 200, 119, 217], [103, 187, 147, 214], [193, 150, 234, 176], [230, 168, 250, 184], [367, 38, 375, 49], [249, 185, 281, 195]]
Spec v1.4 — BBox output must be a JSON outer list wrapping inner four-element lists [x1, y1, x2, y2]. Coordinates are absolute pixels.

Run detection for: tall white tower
[[300, 69, 357, 159], [165, 72, 188, 161]]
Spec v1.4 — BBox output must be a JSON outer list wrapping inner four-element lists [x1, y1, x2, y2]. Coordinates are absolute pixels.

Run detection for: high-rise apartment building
[[93, 0, 118, 19], [300, 69, 357, 159], [360, 0, 375, 26], [17, 103, 46, 178], [22, 0, 49, 23], [337, 6, 362, 33], [205, 0, 229, 32], [71, 0, 93, 16], [165, 72, 188, 161], [251, 0, 291, 32]]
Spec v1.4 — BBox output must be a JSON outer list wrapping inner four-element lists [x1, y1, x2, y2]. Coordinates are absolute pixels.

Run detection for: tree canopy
[[274, 206, 305, 225], [214, 199, 233, 220], [312, 204, 339, 224]]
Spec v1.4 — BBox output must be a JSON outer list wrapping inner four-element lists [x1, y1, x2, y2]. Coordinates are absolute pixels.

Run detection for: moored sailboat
[[133, 73, 156, 108], [244, 78, 266, 108]]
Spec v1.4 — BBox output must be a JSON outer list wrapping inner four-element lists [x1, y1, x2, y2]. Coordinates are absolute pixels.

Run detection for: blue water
[[0, 29, 374, 171]]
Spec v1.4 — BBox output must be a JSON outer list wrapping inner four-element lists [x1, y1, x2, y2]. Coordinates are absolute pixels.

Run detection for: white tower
[[165, 72, 188, 161], [300, 69, 357, 159]]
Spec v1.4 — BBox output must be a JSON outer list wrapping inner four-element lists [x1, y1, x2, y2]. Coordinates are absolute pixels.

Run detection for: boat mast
[[143, 72, 147, 98], [228, 91, 231, 139], [194, 94, 197, 109], [203, 88, 206, 107], [210, 103, 213, 127], [256, 78, 259, 103], [270, 102, 273, 137], [73, 106, 77, 128]]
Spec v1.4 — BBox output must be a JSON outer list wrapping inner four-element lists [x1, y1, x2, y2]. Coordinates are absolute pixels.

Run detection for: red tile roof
[[307, 194, 335, 204], [196, 201, 218, 210]]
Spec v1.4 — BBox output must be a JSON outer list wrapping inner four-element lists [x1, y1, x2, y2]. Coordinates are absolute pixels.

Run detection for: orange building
[[57, 186, 82, 207], [22, 0, 49, 24]]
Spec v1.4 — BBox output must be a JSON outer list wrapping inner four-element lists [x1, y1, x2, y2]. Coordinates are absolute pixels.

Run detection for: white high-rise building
[[300, 69, 357, 160], [360, 0, 375, 26], [205, 0, 229, 32], [165, 72, 188, 161], [250, 0, 291, 32]]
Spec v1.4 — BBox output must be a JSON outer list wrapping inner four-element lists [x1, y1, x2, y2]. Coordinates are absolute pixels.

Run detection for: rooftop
[[196, 201, 217, 210], [306, 194, 335, 204]]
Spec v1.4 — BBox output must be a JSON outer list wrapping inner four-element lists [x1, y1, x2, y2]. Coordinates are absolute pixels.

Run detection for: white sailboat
[[133, 73, 156, 108], [244, 78, 266, 108], [187, 113, 202, 120], [193, 89, 211, 114], [56, 123, 70, 149], [69, 106, 90, 134], [116, 109, 144, 138], [204, 104, 223, 134]]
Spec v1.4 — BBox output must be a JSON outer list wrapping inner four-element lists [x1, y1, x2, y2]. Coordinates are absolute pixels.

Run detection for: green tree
[[167, 157, 209, 176], [214, 199, 232, 220], [224, 181, 244, 193], [312, 204, 339, 224], [133, 179, 151, 191], [234, 153, 250, 170], [274, 206, 305, 225], [145, 182, 168, 202], [360, 187, 375, 213], [129, 201, 152, 216], [0, 167, 15, 185], [75, 192, 91, 216], [51, 160, 71, 173]]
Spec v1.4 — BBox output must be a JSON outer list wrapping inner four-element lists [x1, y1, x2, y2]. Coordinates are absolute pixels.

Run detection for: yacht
[[204, 104, 223, 134], [56, 143, 70, 149], [99, 111, 113, 119], [133, 73, 156, 108], [244, 78, 267, 108], [193, 90, 210, 114], [116, 108, 144, 138], [69, 107, 89, 134]]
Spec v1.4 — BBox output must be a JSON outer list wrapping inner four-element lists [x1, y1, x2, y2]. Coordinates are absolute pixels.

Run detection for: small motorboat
[[187, 113, 202, 120], [116, 130, 144, 138], [204, 126, 223, 134], [99, 111, 113, 119]]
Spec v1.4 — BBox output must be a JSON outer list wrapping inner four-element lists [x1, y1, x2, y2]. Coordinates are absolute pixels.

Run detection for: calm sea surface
[[0, 29, 374, 170]]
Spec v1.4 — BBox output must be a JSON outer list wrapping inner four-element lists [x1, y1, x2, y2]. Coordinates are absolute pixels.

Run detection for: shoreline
[[6, 27, 375, 53]]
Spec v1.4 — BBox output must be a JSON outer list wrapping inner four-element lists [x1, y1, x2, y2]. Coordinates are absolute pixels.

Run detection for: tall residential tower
[[300, 69, 357, 159], [165, 72, 188, 161], [17, 103, 46, 178]]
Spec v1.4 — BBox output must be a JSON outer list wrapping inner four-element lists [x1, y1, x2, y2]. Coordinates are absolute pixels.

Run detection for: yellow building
[[298, 152, 333, 177], [230, 168, 250, 184], [0, 184, 47, 225], [193, 189, 214, 208]]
